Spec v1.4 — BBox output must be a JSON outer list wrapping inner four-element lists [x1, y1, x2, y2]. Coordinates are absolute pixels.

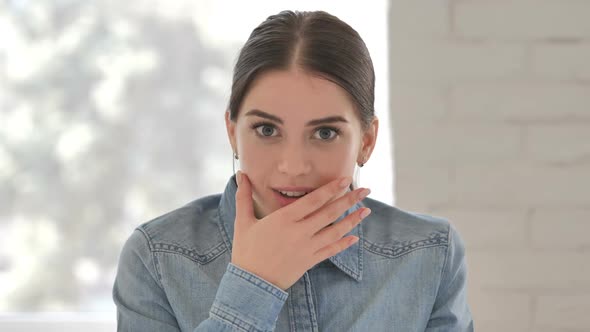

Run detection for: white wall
[[389, 1, 590, 331]]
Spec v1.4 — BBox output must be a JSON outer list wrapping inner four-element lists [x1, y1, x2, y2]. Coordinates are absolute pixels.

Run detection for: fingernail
[[359, 208, 371, 219], [237, 171, 242, 185], [339, 176, 351, 188], [358, 188, 370, 200]]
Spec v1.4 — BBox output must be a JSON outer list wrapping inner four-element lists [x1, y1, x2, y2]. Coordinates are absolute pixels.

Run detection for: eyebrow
[[244, 109, 348, 126]]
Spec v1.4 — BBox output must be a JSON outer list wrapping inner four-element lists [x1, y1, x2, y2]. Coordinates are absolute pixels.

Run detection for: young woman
[[113, 10, 474, 332]]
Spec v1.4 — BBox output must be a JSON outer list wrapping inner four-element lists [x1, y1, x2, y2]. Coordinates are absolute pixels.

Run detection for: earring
[[232, 151, 239, 178], [358, 158, 365, 167]]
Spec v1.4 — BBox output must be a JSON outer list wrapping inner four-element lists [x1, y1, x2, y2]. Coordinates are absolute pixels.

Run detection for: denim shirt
[[113, 174, 474, 331]]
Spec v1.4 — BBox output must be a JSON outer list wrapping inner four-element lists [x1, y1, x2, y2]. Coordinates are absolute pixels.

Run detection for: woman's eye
[[313, 127, 339, 140], [254, 124, 277, 137]]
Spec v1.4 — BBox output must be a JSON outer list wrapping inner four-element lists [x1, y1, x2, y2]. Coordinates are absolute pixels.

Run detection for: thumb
[[235, 171, 255, 228]]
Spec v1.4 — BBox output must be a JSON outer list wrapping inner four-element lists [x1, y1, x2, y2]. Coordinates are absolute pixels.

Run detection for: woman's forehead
[[241, 68, 357, 122]]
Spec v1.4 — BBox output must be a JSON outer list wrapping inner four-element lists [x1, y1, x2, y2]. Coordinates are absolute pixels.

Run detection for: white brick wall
[[454, 1, 590, 40], [391, 41, 527, 82], [451, 83, 590, 122], [469, 291, 531, 331], [433, 208, 528, 250], [532, 44, 590, 80], [536, 295, 590, 330], [389, 1, 590, 331], [531, 209, 590, 249]]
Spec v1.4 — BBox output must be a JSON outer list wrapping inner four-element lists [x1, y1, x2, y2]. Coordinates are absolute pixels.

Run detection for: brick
[[469, 290, 531, 332], [431, 208, 528, 250], [526, 125, 590, 164], [468, 251, 590, 289], [451, 83, 590, 122], [389, 84, 447, 122], [454, 1, 590, 40], [534, 329, 589, 332], [395, 166, 452, 211], [389, 0, 450, 37], [390, 41, 526, 83], [531, 208, 590, 250], [473, 321, 531, 332], [394, 122, 521, 166], [532, 44, 590, 81], [535, 295, 590, 329], [453, 163, 590, 207]]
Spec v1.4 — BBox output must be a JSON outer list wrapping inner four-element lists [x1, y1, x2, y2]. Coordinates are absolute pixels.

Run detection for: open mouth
[[274, 189, 309, 199]]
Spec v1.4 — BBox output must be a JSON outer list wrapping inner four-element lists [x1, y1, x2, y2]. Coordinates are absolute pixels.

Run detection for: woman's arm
[[113, 229, 288, 332], [425, 224, 474, 332]]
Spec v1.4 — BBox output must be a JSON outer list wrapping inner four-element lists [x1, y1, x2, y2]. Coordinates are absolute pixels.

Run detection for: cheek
[[236, 129, 270, 167], [238, 143, 271, 174], [315, 142, 357, 173], [236, 144, 271, 200]]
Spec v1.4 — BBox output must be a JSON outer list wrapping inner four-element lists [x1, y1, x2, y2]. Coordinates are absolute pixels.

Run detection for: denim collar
[[217, 174, 364, 282]]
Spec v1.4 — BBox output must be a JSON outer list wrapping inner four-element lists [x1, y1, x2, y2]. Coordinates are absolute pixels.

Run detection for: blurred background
[[0, 0, 391, 331], [0, 0, 588, 331]]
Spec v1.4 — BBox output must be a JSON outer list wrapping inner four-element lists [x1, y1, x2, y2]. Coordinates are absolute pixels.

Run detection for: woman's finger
[[310, 208, 370, 251], [273, 176, 352, 223], [234, 171, 255, 229]]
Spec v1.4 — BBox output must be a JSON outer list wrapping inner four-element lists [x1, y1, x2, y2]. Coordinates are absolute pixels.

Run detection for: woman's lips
[[273, 186, 314, 192], [273, 189, 307, 207]]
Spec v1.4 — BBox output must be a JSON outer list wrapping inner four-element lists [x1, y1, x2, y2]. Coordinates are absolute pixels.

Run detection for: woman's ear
[[225, 111, 237, 153], [359, 116, 379, 163]]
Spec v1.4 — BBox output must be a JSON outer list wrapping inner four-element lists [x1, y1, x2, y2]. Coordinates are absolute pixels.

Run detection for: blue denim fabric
[[113, 174, 474, 331]]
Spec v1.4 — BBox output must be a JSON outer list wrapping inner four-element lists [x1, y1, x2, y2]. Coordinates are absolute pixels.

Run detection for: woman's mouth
[[277, 190, 308, 198], [272, 189, 311, 207]]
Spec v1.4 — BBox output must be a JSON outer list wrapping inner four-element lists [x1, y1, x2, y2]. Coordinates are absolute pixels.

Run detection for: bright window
[[0, 0, 391, 329]]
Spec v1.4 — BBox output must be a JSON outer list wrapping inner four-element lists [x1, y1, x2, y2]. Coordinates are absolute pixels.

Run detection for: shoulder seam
[[364, 242, 447, 259], [136, 227, 166, 288], [152, 241, 227, 265], [363, 230, 449, 259], [433, 223, 452, 304]]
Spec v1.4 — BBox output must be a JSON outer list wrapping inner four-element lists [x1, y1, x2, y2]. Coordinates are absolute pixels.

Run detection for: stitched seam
[[428, 223, 452, 318], [135, 228, 180, 321], [152, 242, 226, 264], [228, 265, 288, 301], [329, 223, 363, 280], [363, 232, 449, 258], [154, 243, 226, 261], [288, 290, 296, 332], [154, 239, 224, 256], [136, 227, 166, 288], [217, 203, 233, 253], [152, 248, 227, 265], [210, 304, 257, 332], [309, 272, 320, 324], [152, 240, 226, 256], [304, 273, 319, 331], [358, 224, 364, 280], [365, 243, 448, 259], [331, 255, 359, 279], [438, 224, 453, 293]]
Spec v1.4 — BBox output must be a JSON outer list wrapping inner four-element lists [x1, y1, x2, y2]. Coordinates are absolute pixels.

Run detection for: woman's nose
[[277, 144, 312, 176]]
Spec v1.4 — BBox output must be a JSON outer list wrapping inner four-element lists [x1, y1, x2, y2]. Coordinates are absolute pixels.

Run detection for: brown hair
[[228, 10, 375, 132]]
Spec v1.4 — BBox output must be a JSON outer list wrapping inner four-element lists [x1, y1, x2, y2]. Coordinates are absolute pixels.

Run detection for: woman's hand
[[230, 171, 371, 291]]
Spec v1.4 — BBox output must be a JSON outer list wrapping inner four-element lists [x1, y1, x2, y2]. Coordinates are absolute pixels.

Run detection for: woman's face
[[226, 68, 378, 219]]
